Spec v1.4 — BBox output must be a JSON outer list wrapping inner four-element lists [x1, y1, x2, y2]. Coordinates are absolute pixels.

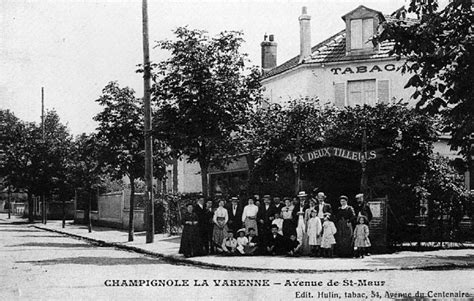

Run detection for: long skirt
[[179, 224, 203, 257], [296, 216, 310, 255], [244, 217, 258, 236], [212, 222, 228, 247], [282, 219, 296, 238], [335, 218, 353, 257]]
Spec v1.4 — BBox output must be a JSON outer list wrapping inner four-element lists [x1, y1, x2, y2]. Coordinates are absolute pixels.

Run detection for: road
[[1, 216, 473, 301]]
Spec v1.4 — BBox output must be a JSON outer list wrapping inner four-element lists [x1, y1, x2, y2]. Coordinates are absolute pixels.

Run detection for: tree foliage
[[375, 0, 474, 155], [1, 109, 73, 221], [151, 27, 262, 196]]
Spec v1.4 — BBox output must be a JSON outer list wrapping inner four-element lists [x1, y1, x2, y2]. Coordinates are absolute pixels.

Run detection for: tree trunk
[[62, 197, 66, 228], [88, 191, 92, 233], [128, 176, 135, 242], [27, 192, 34, 222], [200, 162, 209, 197]]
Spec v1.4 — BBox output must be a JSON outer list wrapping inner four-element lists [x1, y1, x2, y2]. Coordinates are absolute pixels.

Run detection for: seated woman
[[219, 229, 238, 255], [179, 203, 203, 258]]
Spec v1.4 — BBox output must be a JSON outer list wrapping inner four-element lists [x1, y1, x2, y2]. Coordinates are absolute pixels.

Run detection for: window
[[348, 80, 376, 106], [350, 18, 373, 50]]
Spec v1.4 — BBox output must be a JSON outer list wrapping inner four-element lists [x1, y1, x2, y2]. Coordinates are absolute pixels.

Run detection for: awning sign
[[284, 147, 382, 163]]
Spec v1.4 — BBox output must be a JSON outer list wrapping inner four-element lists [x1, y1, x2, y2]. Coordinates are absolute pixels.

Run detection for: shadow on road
[[7, 242, 91, 248], [369, 254, 474, 269], [0, 229, 43, 232], [18, 235, 63, 238], [16, 256, 164, 266]]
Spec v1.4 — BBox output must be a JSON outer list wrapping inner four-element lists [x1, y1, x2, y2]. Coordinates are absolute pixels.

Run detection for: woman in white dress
[[241, 198, 259, 235]]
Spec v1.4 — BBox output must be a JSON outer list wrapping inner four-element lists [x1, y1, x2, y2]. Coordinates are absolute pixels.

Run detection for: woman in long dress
[[335, 195, 355, 257], [281, 198, 296, 238], [293, 195, 310, 255], [179, 203, 203, 258], [212, 200, 229, 248], [241, 198, 259, 235]]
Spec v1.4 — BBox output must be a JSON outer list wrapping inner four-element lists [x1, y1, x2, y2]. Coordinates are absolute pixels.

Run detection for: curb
[[33, 225, 474, 274]]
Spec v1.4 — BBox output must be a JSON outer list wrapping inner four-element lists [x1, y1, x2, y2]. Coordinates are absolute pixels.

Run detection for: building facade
[[162, 4, 470, 197]]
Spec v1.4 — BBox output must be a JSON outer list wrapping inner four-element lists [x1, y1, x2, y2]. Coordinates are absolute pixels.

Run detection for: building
[[163, 4, 470, 197]]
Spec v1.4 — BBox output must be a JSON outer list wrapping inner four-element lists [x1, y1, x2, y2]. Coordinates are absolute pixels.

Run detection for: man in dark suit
[[315, 192, 332, 219], [273, 196, 284, 213], [266, 224, 286, 255], [226, 196, 243, 234], [194, 196, 207, 253], [258, 195, 277, 242]]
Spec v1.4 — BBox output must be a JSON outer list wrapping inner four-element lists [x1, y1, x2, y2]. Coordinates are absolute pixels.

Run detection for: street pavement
[[1, 214, 473, 300], [28, 216, 474, 273]]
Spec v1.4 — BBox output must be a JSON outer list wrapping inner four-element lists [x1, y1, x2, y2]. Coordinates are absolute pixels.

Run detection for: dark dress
[[179, 212, 203, 257], [335, 206, 355, 257]]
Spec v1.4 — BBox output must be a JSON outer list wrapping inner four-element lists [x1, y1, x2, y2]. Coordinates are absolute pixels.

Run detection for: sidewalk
[[5, 215, 473, 273]]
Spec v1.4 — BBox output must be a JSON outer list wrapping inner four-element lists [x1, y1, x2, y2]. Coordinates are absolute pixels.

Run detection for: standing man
[[316, 192, 332, 219], [257, 195, 276, 244], [273, 196, 284, 213], [353, 193, 373, 226], [194, 196, 207, 253], [226, 196, 243, 234]]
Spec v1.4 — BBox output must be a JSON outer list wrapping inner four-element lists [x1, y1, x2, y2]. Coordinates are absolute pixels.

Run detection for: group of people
[[179, 191, 373, 259]]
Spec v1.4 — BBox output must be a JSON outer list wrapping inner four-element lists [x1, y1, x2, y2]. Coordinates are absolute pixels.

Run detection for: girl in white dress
[[321, 213, 337, 257], [306, 209, 322, 256]]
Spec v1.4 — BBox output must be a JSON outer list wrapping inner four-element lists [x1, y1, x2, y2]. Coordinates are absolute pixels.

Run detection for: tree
[[375, 0, 474, 156], [68, 133, 104, 231], [94, 81, 144, 241], [1, 110, 72, 222], [151, 27, 262, 196]]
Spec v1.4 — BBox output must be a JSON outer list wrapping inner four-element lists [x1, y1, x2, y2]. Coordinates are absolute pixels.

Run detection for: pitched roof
[[262, 15, 417, 80]]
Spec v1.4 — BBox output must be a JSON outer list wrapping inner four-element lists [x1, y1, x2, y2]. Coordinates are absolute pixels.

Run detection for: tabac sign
[[284, 147, 382, 164]]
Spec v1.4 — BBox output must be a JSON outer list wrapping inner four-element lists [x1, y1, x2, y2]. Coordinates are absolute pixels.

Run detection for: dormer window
[[350, 18, 373, 49], [342, 5, 383, 54]]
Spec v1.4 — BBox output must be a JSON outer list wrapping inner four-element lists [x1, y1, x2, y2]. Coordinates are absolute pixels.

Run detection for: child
[[286, 233, 301, 256], [272, 212, 284, 236], [307, 209, 322, 257], [236, 228, 249, 255], [220, 229, 238, 255], [353, 215, 371, 258], [321, 213, 337, 258]]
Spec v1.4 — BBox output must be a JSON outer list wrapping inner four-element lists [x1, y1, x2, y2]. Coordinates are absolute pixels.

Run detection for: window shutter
[[377, 80, 390, 104], [362, 18, 374, 48], [350, 19, 362, 49], [334, 82, 346, 108]]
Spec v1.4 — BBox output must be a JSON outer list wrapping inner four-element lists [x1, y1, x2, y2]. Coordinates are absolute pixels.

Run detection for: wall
[[262, 58, 415, 108], [176, 157, 202, 194]]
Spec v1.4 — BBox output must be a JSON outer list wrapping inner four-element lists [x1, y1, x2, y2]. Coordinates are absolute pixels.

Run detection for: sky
[[1, 0, 413, 136]]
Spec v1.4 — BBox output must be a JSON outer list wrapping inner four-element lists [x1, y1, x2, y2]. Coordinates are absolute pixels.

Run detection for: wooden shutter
[[377, 80, 390, 104], [350, 19, 362, 49], [334, 82, 346, 108], [362, 18, 374, 48]]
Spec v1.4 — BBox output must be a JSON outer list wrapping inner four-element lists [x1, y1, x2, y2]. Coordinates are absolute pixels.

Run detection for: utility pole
[[142, 0, 154, 243], [360, 119, 368, 196], [41, 87, 47, 225]]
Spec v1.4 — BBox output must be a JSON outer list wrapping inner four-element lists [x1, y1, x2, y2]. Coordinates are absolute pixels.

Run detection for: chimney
[[299, 6, 311, 62], [261, 34, 277, 73]]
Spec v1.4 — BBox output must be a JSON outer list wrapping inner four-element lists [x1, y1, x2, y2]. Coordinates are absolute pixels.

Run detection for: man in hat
[[316, 192, 332, 219], [353, 193, 372, 227], [226, 196, 243, 234], [257, 194, 277, 244]]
